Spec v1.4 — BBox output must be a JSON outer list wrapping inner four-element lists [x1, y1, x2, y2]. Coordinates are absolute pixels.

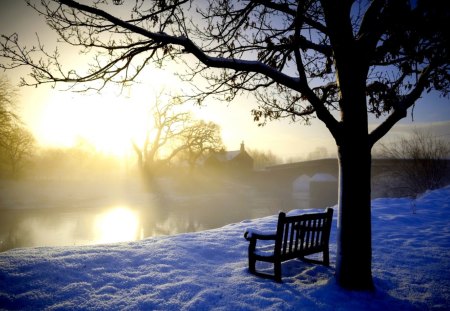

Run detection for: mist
[[1, 145, 338, 252], [5, 136, 449, 253]]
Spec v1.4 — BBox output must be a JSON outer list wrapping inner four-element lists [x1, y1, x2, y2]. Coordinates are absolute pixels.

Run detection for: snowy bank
[[1, 186, 450, 310]]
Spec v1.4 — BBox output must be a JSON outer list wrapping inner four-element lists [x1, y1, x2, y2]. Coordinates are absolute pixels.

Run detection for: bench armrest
[[244, 228, 277, 241]]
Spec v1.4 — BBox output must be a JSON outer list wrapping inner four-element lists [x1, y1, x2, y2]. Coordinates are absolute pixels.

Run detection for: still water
[[0, 202, 276, 252], [0, 178, 304, 252]]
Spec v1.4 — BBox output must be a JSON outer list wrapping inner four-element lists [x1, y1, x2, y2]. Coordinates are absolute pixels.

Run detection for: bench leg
[[323, 249, 330, 266], [248, 240, 257, 274], [274, 261, 282, 282], [248, 254, 256, 274]]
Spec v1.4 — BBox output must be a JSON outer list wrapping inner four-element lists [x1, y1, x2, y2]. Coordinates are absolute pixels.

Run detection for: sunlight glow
[[32, 66, 190, 158], [35, 89, 147, 157], [94, 207, 140, 243]]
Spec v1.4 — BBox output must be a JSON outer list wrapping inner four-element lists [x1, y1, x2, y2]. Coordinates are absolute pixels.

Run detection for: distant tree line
[[0, 79, 283, 179], [247, 148, 282, 170], [3, 73, 448, 196], [377, 129, 450, 197], [30, 139, 127, 180], [0, 76, 35, 178]]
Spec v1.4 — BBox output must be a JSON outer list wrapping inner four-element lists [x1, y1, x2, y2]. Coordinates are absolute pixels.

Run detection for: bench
[[244, 208, 333, 282]]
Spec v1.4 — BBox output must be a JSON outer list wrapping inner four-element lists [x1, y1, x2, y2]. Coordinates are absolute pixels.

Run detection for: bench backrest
[[274, 208, 333, 260]]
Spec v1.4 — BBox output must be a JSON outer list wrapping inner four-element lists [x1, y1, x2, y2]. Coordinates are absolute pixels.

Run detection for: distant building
[[205, 142, 254, 171]]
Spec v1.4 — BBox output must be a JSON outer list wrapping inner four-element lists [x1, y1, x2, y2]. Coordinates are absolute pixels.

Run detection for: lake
[[0, 177, 310, 252]]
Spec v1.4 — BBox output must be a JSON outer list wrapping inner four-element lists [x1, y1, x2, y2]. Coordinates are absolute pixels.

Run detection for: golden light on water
[[94, 207, 140, 243]]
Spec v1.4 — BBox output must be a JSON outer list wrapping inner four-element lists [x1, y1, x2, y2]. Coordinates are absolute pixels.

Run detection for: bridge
[[249, 158, 449, 209]]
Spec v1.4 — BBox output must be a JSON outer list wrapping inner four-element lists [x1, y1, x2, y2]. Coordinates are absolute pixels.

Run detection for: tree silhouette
[[0, 76, 19, 139], [1, 0, 449, 289], [132, 93, 223, 173], [132, 94, 192, 172], [379, 129, 450, 197], [0, 76, 35, 177], [0, 124, 35, 177], [181, 120, 223, 170]]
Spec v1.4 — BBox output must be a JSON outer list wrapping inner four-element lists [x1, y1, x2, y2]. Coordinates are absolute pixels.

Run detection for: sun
[[35, 90, 143, 157], [32, 67, 189, 157]]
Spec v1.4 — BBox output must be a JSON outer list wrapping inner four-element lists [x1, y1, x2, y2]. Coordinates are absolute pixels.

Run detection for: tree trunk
[[335, 130, 374, 290], [327, 22, 374, 287]]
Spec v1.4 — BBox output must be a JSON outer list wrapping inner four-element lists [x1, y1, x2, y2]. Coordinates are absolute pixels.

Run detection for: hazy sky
[[1, 1, 449, 160]]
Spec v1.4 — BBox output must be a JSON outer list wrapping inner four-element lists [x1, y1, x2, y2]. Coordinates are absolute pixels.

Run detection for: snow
[[1, 186, 450, 310], [243, 228, 275, 239]]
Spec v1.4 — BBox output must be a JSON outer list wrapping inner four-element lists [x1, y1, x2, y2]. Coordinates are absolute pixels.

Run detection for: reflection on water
[[0, 176, 314, 252], [95, 207, 140, 243], [0, 200, 290, 252]]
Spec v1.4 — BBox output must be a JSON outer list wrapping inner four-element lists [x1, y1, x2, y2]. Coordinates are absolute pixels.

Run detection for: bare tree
[[133, 94, 223, 173], [0, 124, 35, 178], [1, 0, 449, 289], [181, 120, 223, 170], [133, 94, 191, 172], [0, 76, 35, 177], [0, 76, 19, 141], [379, 129, 450, 197]]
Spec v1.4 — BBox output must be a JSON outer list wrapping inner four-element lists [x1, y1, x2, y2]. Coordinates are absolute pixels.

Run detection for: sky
[[1, 185, 449, 310], [1, 0, 449, 161]]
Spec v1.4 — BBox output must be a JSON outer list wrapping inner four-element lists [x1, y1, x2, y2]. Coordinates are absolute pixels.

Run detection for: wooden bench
[[244, 208, 333, 282]]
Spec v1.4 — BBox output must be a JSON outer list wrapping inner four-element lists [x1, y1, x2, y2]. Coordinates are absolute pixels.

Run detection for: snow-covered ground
[[1, 186, 449, 310]]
